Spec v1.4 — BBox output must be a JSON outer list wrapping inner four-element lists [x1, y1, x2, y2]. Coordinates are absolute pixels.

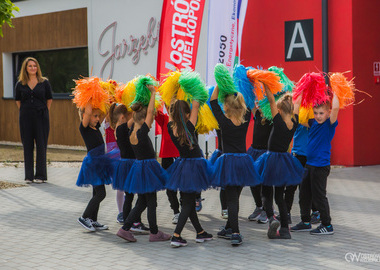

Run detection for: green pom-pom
[[132, 76, 158, 106], [214, 63, 237, 103], [178, 70, 208, 106], [268, 66, 294, 92], [258, 93, 284, 121]]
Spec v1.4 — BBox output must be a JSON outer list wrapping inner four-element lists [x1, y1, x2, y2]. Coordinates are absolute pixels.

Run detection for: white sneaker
[[172, 213, 180, 224], [91, 220, 109, 230], [221, 209, 228, 219]]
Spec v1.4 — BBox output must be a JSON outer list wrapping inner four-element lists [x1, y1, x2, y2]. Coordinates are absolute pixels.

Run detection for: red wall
[[328, 0, 354, 165], [352, 0, 380, 165], [241, 0, 323, 81], [241, 0, 380, 166]]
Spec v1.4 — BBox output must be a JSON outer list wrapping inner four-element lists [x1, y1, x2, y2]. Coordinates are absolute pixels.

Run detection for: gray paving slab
[[1, 164, 380, 269]]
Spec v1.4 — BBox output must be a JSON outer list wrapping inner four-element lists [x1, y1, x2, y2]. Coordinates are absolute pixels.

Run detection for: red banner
[[156, 0, 206, 81]]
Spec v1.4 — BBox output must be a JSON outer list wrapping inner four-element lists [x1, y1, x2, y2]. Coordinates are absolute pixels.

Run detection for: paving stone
[[1, 165, 380, 269]]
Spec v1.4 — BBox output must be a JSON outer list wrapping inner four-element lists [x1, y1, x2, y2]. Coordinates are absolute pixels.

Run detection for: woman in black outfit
[[15, 57, 52, 183]]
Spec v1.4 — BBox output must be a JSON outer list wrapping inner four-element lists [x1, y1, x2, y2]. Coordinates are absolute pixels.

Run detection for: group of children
[[74, 65, 347, 247]]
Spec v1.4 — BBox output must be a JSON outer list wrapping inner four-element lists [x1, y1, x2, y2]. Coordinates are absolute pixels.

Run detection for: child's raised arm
[[82, 102, 93, 128], [263, 83, 278, 119], [293, 92, 302, 117], [211, 85, 219, 101], [330, 93, 339, 124], [145, 84, 156, 128], [189, 100, 200, 127]]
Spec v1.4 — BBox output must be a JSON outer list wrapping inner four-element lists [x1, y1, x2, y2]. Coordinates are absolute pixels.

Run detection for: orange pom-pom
[[246, 69, 283, 100], [72, 77, 110, 114], [329, 72, 355, 108]]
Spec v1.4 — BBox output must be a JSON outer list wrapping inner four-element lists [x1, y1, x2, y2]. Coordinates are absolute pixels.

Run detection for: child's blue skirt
[[255, 151, 304, 186], [76, 144, 120, 187], [123, 159, 167, 194], [247, 147, 267, 161], [211, 153, 262, 188], [112, 158, 135, 190], [209, 149, 223, 165], [166, 157, 212, 193]]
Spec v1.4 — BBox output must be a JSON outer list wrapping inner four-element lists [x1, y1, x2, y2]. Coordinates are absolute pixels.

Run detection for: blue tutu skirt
[[123, 159, 167, 194], [211, 153, 262, 188], [209, 149, 223, 165], [254, 151, 304, 186], [166, 157, 212, 193], [112, 158, 135, 190], [76, 143, 120, 187], [247, 147, 267, 161]]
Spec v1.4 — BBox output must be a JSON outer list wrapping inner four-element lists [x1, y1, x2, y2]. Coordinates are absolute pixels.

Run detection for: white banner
[[206, 0, 244, 86]]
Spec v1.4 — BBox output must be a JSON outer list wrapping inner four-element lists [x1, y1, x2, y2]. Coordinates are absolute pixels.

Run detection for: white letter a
[[287, 22, 311, 59]]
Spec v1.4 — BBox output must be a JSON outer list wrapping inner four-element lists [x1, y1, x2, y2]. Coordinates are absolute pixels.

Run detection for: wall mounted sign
[[98, 17, 160, 79], [285, 19, 313, 62]]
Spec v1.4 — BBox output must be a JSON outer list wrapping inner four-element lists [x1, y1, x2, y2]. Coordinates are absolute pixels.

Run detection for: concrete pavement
[[1, 163, 380, 269]]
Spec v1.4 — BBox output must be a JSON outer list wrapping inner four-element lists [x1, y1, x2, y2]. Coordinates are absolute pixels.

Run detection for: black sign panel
[[285, 19, 313, 61]]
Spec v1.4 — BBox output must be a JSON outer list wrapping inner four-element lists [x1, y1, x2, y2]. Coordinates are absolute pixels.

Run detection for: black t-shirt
[[167, 121, 203, 158], [268, 114, 299, 152], [130, 122, 156, 160], [79, 122, 104, 152], [116, 123, 135, 159], [252, 110, 273, 149], [210, 99, 251, 153], [216, 129, 223, 151], [15, 80, 53, 110]]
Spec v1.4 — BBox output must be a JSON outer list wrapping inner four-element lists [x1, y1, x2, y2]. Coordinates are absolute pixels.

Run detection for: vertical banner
[[206, 0, 248, 85], [156, 0, 206, 81]]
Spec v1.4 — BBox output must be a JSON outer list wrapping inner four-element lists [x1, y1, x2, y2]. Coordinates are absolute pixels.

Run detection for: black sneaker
[[290, 221, 312, 232], [77, 217, 95, 232], [217, 227, 232, 239], [267, 216, 280, 239], [310, 224, 334, 235], [310, 211, 321, 224], [278, 227, 291, 239], [170, 236, 188, 247], [230, 234, 243, 246], [130, 222, 150, 234], [196, 231, 213, 243]]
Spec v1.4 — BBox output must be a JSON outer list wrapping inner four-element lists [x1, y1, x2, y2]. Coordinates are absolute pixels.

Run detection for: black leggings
[[250, 184, 263, 208], [123, 192, 158, 234], [82, 185, 106, 221], [262, 185, 288, 228], [162, 158, 181, 214], [122, 192, 142, 224], [224, 186, 243, 234], [220, 189, 227, 210], [174, 192, 203, 235]]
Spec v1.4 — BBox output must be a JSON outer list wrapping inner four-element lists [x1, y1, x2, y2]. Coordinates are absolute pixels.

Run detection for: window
[[13, 47, 89, 99]]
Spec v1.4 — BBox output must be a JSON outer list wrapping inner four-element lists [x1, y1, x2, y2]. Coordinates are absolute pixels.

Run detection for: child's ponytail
[[169, 100, 194, 149], [109, 103, 128, 129]]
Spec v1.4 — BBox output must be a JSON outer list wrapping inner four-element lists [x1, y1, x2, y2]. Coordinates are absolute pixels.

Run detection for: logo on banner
[[285, 19, 313, 62], [157, 0, 206, 80]]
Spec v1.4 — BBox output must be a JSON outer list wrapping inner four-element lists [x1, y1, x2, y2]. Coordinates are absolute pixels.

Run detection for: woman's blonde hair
[[18, 57, 47, 85], [277, 93, 294, 116], [224, 92, 247, 124]]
